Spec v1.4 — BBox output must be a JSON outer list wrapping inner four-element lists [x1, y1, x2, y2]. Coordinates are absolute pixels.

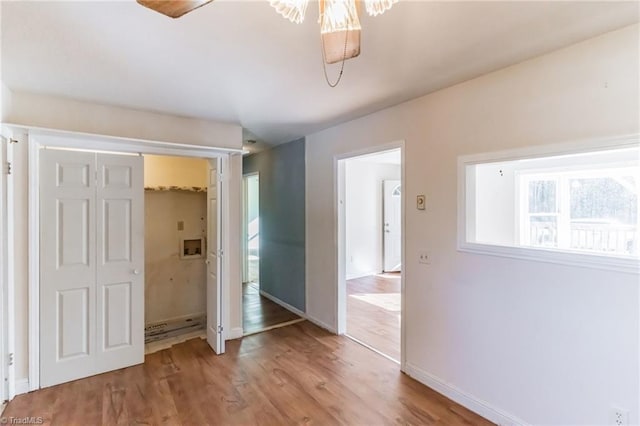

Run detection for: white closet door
[[40, 150, 97, 387], [95, 154, 144, 373], [40, 150, 144, 388], [206, 159, 224, 354]]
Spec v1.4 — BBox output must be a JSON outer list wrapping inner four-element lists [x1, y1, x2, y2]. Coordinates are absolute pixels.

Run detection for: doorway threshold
[[345, 334, 400, 365], [243, 318, 306, 337]]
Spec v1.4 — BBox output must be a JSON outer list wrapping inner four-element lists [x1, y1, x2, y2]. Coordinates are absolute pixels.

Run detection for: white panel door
[[206, 158, 224, 354], [40, 149, 97, 387], [96, 154, 144, 373], [383, 180, 402, 272], [40, 150, 144, 387]]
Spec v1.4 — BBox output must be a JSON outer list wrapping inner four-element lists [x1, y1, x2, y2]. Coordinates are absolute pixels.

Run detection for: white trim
[[14, 379, 29, 396], [334, 141, 406, 371], [258, 289, 337, 334], [457, 134, 640, 275], [27, 132, 39, 391], [259, 290, 306, 318], [345, 270, 379, 281], [5, 133, 16, 399], [27, 129, 234, 391], [404, 363, 528, 426]]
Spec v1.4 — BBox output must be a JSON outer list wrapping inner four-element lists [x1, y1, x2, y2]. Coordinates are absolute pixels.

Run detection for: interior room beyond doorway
[[242, 172, 302, 335], [144, 155, 209, 352], [343, 148, 402, 362]]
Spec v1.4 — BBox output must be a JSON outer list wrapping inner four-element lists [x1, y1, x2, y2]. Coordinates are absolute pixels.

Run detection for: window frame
[[457, 134, 640, 274]]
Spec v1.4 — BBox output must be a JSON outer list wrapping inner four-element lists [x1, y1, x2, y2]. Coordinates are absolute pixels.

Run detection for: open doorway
[[242, 171, 302, 335], [143, 155, 211, 353], [339, 148, 402, 363]]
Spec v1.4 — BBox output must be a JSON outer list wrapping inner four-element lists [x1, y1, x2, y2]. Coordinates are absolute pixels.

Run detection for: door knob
[[133, 269, 141, 275], [205, 260, 211, 265]]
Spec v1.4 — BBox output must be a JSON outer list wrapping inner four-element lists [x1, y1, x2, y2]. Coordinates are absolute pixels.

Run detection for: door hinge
[[218, 173, 223, 183], [7, 353, 14, 366], [5, 161, 11, 175], [217, 325, 223, 334], [218, 249, 224, 257]]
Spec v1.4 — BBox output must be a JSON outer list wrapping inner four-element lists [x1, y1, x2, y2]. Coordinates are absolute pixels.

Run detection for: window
[[459, 139, 640, 272]]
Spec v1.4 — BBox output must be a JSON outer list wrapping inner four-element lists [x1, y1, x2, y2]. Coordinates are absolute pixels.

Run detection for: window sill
[[458, 242, 639, 274]]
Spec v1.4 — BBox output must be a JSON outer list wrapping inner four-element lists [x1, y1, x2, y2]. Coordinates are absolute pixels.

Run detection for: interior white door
[[41, 149, 97, 387], [95, 154, 144, 373], [383, 180, 402, 272], [40, 150, 144, 388], [206, 158, 224, 354]]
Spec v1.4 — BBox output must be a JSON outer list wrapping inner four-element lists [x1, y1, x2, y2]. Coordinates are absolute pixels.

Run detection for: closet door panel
[[40, 149, 97, 387], [96, 154, 144, 372]]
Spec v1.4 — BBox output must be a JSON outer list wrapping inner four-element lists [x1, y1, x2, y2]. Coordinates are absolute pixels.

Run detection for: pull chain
[[321, 27, 350, 88]]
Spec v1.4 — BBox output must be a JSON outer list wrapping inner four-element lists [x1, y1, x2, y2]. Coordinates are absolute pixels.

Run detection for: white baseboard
[[15, 378, 29, 396], [258, 290, 337, 334], [345, 270, 379, 280], [225, 327, 243, 340], [404, 363, 527, 426], [259, 290, 306, 317]]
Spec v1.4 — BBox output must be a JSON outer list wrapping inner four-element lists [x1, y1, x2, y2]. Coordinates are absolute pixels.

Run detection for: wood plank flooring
[[243, 282, 301, 335], [4, 321, 492, 425], [347, 273, 401, 361]]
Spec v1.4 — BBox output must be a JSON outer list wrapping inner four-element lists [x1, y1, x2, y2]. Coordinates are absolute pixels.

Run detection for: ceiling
[[2, 1, 638, 146]]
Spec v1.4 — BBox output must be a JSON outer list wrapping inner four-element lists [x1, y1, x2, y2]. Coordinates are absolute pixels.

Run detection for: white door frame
[[22, 126, 241, 391], [335, 141, 406, 370], [0, 132, 16, 401]]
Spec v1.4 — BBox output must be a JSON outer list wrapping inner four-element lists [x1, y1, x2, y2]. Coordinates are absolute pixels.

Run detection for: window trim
[[457, 134, 640, 274]]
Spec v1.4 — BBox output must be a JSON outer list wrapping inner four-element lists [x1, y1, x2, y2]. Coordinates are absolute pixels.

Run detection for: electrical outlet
[[419, 251, 431, 264], [610, 406, 629, 426]]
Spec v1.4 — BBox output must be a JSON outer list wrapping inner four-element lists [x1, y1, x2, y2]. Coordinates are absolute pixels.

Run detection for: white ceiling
[[2, 1, 638, 145]]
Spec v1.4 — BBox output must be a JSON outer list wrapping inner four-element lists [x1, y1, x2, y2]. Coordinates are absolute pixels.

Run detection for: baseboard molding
[[345, 270, 379, 281], [258, 290, 337, 334], [15, 378, 29, 396], [404, 363, 527, 426], [259, 290, 305, 317], [225, 327, 243, 340]]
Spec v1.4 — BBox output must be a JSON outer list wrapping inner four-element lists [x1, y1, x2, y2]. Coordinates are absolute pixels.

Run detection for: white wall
[[0, 82, 12, 122], [306, 24, 639, 425], [4, 93, 243, 384], [345, 160, 400, 279]]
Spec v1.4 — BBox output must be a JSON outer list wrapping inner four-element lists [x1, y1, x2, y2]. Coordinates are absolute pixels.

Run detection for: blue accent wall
[[243, 138, 306, 312]]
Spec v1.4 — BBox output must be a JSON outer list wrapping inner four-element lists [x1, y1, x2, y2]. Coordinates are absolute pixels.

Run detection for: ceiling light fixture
[[270, 0, 398, 87]]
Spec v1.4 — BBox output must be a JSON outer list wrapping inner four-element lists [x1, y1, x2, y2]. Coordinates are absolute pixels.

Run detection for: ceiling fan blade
[[137, 0, 214, 18]]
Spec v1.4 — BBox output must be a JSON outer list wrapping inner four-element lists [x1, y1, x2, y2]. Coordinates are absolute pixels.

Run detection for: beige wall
[[145, 190, 207, 325], [6, 91, 241, 150], [305, 25, 639, 425], [4, 95, 243, 384], [144, 155, 208, 189]]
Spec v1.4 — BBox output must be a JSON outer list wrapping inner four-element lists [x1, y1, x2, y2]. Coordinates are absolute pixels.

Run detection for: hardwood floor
[[4, 322, 492, 425], [243, 282, 301, 335], [347, 273, 401, 361]]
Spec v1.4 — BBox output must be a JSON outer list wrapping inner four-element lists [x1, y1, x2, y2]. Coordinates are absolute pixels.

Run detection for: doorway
[[241, 172, 302, 335], [338, 147, 403, 363], [143, 155, 211, 353]]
